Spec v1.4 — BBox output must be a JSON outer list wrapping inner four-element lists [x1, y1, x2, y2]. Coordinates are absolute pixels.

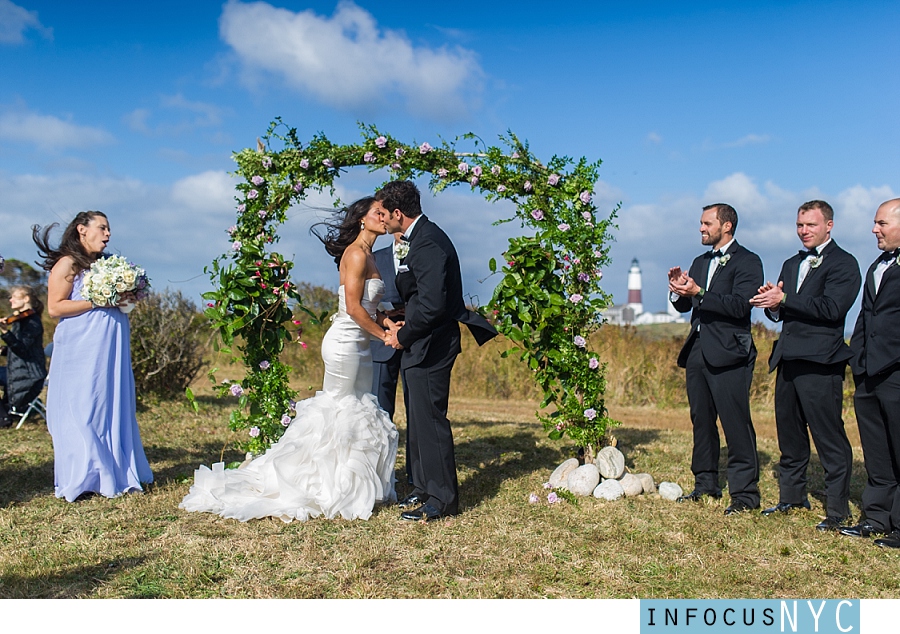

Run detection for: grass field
[[1, 381, 897, 599]]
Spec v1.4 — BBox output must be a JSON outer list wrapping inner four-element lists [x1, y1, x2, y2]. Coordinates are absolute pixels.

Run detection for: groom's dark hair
[[376, 180, 422, 219]]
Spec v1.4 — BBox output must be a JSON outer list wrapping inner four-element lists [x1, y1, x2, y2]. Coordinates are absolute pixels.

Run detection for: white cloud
[[646, 132, 663, 144], [124, 94, 226, 135], [723, 133, 772, 148], [0, 0, 51, 44], [219, 0, 482, 119], [171, 170, 237, 214], [0, 109, 114, 150]]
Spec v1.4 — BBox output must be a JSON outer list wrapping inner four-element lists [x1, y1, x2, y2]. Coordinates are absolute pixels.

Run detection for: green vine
[[203, 118, 620, 458]]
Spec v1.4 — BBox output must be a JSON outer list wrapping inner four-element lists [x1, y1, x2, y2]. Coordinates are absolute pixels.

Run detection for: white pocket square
[[398, 265, 410, 273]]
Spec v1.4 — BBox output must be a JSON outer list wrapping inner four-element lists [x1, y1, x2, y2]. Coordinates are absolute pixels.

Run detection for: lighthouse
[[627, 257, 643, 316]]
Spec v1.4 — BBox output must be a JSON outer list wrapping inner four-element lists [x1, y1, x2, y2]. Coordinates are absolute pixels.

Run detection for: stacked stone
[[547, 447, 682, 501]]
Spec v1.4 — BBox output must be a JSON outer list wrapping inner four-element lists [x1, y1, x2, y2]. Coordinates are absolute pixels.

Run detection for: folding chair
[[12, 342, 51, 430]]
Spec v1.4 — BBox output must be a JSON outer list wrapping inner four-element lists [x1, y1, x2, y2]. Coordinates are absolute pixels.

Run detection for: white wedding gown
[[180, 278, 398, 522]]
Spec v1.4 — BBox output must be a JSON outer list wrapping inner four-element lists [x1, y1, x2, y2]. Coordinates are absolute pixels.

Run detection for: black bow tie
[[400, 235, 410, 242], [799, 249, 819, 258], [879, 249, 898, 262], [708, 250, 724, 258]]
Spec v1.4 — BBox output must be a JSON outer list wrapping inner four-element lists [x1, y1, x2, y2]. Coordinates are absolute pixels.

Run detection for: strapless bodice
[[337, 278, 385, 319]]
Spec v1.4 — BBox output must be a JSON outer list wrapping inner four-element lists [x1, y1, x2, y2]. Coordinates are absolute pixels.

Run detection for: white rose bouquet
[[82, 255, 151, 313]]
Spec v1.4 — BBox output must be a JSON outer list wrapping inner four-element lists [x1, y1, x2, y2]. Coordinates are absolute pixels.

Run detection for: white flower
[[395, 242, 410, 259], [810, 255, 824, 269], [718, 253, 732, 266]]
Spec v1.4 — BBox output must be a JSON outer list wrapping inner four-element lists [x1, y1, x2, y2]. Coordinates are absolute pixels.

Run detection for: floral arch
[[200, 119, 620, 462]]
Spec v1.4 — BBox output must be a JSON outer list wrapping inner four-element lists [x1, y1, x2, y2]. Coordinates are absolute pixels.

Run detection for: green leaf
[[488, 258, 497, 273]]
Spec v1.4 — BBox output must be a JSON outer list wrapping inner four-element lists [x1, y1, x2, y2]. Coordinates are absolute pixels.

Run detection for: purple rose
[[281, 414, 292, 427], [582, 211, 592, 221], [547, 492, 559, 504], [227, 225, 236, 235], [542, 481, 552, 489], [262, 156, 272, 169], [584, 408, 597, 420], [574, 335, 586, 348], [470, 176, 479, 186], [419, 142, 432, 154], [589, 358, 600, 369], [529, 493, 539, 504], [323, 159, 334, 168], [578, 272, 590, 282], [580, 190, 592, 204], [596, 270, 603, 280], [391, 162, 401, 170], [458, 162, 469, 174], [524, 180, 533, 192], [248, 189, 258, 199], [437, 168, 449, 178], [231, 241, 242, 251], [258, 210, 266, 218], [497, 184, 507, 192], [511, 152, 520, 159], [299, 158, 309, 169], [375, 136, 387, 148], [237, 204, 246, 213], [395, 147, 405, 159], [249, 426, 260, 438], [491, 165, 501, 175], [293, 182, 304, 193], [558, 223, 570, 231], [229, 384, 243, 397], [531, 209, 544, 221], [548, 174, 560, 186], [363, 151, 375, 163], [569, 293, 583, 304], [251, 175, 264, 186], [472, 165, 483, 177], [259, 360, 270, 370]]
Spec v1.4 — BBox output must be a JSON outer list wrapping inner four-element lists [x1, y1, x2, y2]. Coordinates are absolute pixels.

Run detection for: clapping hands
[[749, 281, 785, 309], [668, 266, 701, 297]]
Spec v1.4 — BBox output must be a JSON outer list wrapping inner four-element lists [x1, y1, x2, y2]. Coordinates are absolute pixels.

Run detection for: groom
[[375, 180, 497, 522]]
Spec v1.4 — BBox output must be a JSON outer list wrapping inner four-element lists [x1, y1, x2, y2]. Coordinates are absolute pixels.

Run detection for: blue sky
[[1, 0, 898, 323]]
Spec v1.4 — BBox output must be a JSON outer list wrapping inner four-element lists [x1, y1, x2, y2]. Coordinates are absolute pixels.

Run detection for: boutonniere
[[718, 253, 731, 266], [810, 255, 824, 269], [395, 242, 410, 260]]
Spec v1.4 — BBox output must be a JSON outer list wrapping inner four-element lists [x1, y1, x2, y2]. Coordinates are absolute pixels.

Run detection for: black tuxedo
[[849, 252, 900, 532], [672, 241, 763, 505], [394, 216, 497, 514], [763, 240, 860, 517]]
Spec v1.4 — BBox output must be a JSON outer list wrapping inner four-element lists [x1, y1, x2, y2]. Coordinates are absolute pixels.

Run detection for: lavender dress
[[47, 272, 153, 501]]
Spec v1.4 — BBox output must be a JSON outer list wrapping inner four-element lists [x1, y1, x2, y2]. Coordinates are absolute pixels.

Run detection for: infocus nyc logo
[[641, 599, 859, 633]]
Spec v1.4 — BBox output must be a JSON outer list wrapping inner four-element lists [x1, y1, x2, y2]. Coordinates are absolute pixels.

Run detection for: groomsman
[[841, 198, 900, 547], [669, 203, 763, 515], [371, 232, 410, 483], [750, 200, 860, 531]]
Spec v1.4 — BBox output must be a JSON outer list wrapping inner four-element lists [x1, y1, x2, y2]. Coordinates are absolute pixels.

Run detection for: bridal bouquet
[[82, 255, 151, 313]]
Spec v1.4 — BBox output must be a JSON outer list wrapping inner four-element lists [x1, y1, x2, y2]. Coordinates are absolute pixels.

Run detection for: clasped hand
[[667, 266, 701, 297], [749, 281, 784, 309], [382, 318, 404, 349]]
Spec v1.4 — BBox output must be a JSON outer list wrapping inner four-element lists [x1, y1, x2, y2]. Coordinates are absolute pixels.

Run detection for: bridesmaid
[[34, 211, 153, 501]]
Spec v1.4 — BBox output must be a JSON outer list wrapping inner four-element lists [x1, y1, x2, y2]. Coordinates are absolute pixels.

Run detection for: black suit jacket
[[672, 241, 763, 368], [395, 216, 497, 368], [371, 243, 404, 364], [849, 253, 900, 377], [764, 240, 860, 371]]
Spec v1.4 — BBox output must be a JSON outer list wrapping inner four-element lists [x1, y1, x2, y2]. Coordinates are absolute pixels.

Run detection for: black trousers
[[774, 359, 852, 517], [854, 368, 900, 532], [685, 340, 760, 506], [372, 351, 411, 484], [401, 331, 461, 515]]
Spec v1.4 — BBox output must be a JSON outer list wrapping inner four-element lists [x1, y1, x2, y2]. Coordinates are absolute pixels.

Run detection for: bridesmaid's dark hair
[[311, 197, 376, 269], [33, 210, 107, 273]]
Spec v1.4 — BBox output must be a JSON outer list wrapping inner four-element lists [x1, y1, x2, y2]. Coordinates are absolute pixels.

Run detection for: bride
[[180, 197, 399, 522]]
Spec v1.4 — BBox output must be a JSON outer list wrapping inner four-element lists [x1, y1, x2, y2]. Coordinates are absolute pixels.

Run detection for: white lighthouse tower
[[626, 257, 643, 317]]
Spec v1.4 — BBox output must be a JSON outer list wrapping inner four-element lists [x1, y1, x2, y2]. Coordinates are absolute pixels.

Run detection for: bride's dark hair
[[311, 197, 376, 268], [33, 210, 107, 273]]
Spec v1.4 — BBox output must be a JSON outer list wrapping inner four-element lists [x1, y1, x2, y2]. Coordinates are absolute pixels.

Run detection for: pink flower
[[574, 335, 586, 348], [299, 341, 308, 349], [548, 174, 560, 186], [511, 152, 520, 159], [323, 159, 334, 168], [491, 165, 501, 175], [458, 162, 469, 174], [542, 481, 552, 489], [437, 168, 448, 178], [375, 136, 387, 148], [582, 211, 592, 220], [363, 151, 375, 163], [227, 225, 237, 234], [395, 147, 405, 159], [281, 414, 292, 427], [206, 302, 214, 307], [292, 319, 302, 325], [229, 384, 243, 397], [237, 204, 246, 213], [472, 165, 483, 177], [578, 272, 590, 282], [596, 270, 603, 280], [470, 176, 479, 186], [262, 156, 272, 169], [497, 185, 507, 192], [547, 492, 559, 504], [232, 241, 242, 251], [249, 426, 260, 438], [580, 190, 592, 204], [258, 210, 266, 218], [259, 360, 270, 370], [419, 142, 432, 153], [594, 250, 602, 257], [260, 283, 267, 289], [248, 189, 258, 199], [528, 493, 539, 504], [531, 209, 544, 221], [569, 293, 583, 304], [299, 158, 309, 169], [391, 162, 401, 170], [558, 223, 570, 231], [589, 358, 600, 369], [293, 182, 304, 193], [251, 175, 264, 186], [555, 422, 564, 431], [584, 408, 597, 420], [524, 180, 533, 192]]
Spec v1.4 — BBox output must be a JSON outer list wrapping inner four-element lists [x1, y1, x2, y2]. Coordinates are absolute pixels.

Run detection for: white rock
[[566, 464, 601, 496], [549, 458, 580, 489], [636, 473, 656, 494], [593, 479, 625, 501], [619, 472, 644, 497], [658, 482, 683, 501], [594, 446, 626, 479]]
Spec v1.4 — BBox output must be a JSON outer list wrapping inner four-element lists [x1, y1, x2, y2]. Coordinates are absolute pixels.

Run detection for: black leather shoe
[[839, 521, 886, 538], [677, 489, 722, 503], [874, 530, 900, 549], [398, 493, 424, 509], [724, 501, 757, 516], [761, 501, 811, 516], [816, 515, 851, 532], [400, 503, 449, 522]]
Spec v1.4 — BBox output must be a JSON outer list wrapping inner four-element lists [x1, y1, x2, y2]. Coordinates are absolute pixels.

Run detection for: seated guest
[[0, 286, 47, 428]]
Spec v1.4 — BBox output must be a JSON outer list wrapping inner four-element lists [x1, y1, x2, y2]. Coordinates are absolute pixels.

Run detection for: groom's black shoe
[[400, 503, 448, 522], [398, 493, 424, 509]]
